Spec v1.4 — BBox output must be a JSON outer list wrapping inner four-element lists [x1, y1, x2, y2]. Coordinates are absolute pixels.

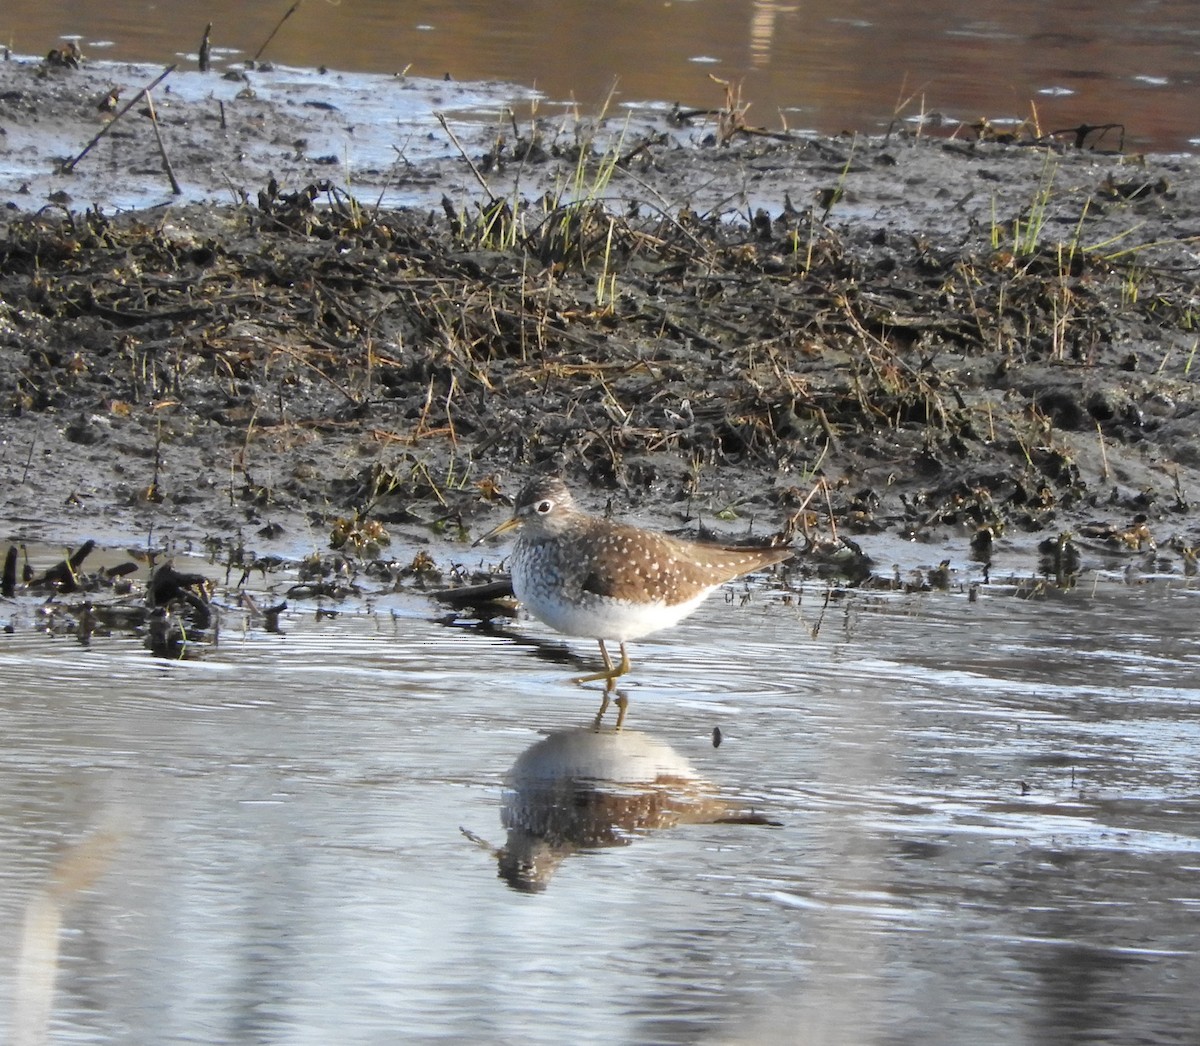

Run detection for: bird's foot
[[573, 640, 631, 686]]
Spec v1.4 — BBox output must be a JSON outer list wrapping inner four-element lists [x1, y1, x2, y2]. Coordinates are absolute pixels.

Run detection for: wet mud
[[3, 53, 1200, 604]]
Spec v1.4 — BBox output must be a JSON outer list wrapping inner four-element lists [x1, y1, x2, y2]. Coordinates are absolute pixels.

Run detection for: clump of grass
[[439, 87, 632, 273], [529, 100, 629, 267], [991, 153, 1057, 257]]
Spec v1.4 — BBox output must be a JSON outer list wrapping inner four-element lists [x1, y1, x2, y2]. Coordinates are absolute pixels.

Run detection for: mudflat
[[3, 55, 1198, 587]]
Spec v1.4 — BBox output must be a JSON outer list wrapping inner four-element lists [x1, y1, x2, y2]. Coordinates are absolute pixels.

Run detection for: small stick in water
[[253, 2, 301, 63], [199, 22, 213, 72]]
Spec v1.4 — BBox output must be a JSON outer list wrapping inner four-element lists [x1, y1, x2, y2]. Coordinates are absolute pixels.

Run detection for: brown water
[[2, 548, 1199, 1043], [3, 0, 1199, 153]]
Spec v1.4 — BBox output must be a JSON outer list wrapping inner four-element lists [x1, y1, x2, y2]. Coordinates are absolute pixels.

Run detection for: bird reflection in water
[[464, 722, 779, 892]]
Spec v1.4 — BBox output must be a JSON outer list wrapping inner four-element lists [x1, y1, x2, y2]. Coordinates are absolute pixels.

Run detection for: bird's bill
[[473, 515, 521, 546]]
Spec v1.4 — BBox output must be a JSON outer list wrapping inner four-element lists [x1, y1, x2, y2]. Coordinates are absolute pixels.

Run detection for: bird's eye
[[535, 499, 553, 514]]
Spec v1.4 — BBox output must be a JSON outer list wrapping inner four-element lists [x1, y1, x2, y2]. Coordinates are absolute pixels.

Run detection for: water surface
[[2, 554, 1198, 1043]]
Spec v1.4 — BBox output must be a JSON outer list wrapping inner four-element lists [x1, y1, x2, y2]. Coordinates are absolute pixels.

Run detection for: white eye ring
[[535, 499, 554, 514]]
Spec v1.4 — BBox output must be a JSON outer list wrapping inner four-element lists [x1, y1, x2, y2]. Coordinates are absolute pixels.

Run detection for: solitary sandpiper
[[476, 475, 792, 727]]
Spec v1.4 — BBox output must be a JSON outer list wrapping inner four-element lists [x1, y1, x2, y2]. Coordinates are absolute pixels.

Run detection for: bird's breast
[[510, 536, 711, 641]]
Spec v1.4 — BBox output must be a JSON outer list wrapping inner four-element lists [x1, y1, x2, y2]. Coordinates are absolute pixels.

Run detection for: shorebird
[[476, 475, 791, 726]]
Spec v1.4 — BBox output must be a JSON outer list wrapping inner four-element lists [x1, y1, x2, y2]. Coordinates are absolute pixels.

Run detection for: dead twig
[[254, 2, 301, 63], [435, 112, 499, 203], [142, 89, 182, 195], [198, 22, 213, 72], [1042, 122, 1126, 151]]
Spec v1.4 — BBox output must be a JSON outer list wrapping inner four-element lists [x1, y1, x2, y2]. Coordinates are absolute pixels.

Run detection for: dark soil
[[3, 55, 1200, 591]]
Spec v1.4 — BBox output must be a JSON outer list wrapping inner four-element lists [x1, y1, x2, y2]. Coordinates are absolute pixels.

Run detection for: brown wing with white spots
[[578, 519, 791, 606]]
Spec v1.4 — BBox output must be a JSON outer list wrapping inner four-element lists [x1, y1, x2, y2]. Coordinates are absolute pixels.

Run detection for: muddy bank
[[2, 54, 1200, 591]]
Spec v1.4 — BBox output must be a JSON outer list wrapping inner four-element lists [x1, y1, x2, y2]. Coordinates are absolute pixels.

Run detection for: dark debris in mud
[[2, 539, 218, 656], [3, 83, 1200, 590]]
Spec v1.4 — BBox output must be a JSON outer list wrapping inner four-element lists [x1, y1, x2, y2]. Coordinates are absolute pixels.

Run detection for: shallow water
[[2, 553, 1199, 1044], [4, 0, 1200, 153]]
